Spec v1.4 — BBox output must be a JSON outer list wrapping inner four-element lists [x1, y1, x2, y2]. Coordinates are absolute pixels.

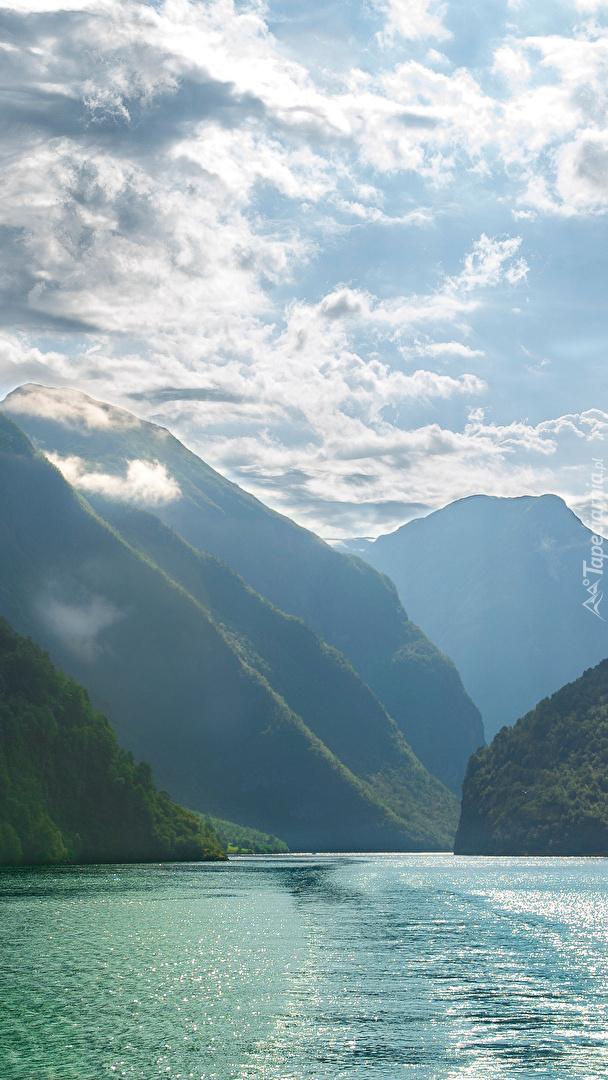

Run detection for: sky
[[0, 0, 608, 537]]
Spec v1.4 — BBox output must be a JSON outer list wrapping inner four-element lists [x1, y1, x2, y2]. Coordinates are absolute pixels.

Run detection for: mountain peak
[[345, 492, 608, 739], [2, 383, 143, 433]]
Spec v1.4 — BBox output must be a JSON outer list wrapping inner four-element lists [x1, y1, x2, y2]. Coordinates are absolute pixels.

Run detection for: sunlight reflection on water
[[0, 855, 607, 1079]]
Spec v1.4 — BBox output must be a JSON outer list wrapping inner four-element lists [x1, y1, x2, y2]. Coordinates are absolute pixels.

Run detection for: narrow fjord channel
[[1, 854, 607, 1079]]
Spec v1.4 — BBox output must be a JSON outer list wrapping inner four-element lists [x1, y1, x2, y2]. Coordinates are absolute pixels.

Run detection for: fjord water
[[1, 856, 607, 1080]]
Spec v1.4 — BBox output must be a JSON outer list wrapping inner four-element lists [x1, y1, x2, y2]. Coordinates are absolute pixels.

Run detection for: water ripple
[[1, 855, 608, 1078]]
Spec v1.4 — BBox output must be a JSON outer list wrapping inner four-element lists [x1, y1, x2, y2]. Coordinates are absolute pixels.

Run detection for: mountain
[[0, 617, 225, 865], [1, 384, 483, 791], [341, 494, 608, 739], [83, 494, 457, 833], [0, 412, 458, 850], [455, 657, 608, 855]]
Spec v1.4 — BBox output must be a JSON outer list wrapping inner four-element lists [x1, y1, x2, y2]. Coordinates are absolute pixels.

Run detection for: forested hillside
[[455, 658, 608, 855], [0, 618, 225, 865]]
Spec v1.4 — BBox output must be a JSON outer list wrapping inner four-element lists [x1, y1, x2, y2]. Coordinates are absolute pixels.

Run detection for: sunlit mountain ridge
[[2, 383, 483, 793], [0, 408, 460, 851]]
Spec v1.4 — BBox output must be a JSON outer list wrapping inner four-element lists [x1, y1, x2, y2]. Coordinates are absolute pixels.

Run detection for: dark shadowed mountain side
[[0, 617, 225, 865], [341, 494, 608, 740], [84, 495, 457, 831], [1, 385, 483, 791], [0, 414, 458, 851], [455, 658, 608, 855]]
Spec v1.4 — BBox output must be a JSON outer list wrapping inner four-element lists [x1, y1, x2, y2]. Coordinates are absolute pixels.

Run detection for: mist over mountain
[[1, 384, 484, 791], [455, 658, 608, 856], [341, 494, 608, 739], [0, 411, 459, 851]]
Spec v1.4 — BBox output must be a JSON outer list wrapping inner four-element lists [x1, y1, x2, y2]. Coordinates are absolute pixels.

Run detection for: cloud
[[2, 384, 140, 430], [3, 1, 104, 9], [493, 32, 608, 214], [387, 369, 487, 398], [0, 0, 604, 539], [199, 407, 608, 537], [37, 593, 122, 662], [310, 234, 526, 338], [571, 0, 608, 10], [46, 453, 182, 506], [0, 227, 524, 534], [333, 201, 434, 227], [493, 45, 532, 87], [129, 386, 247, 405], [401, 341, 485, 359], [448, 234, 529, 292], [318, 289, 370, 320], [374, 0, 450, 43], [0, 3, 318, 346], [0, 0, 601, 367], [0, 336, 72, 390], [555, 132, 608, 210]]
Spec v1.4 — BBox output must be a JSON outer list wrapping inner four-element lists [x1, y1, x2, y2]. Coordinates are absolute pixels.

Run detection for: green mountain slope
[[0, 413, 458, 850], [1, 384, 483, 790], [0, 617, 225, 865], [85, 496, 457, 833], [201, 817, 289, 854], [455, 658, 608, 855]]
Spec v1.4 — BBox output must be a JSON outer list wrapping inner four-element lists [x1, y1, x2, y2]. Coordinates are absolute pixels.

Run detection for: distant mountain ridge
[[340, 494, 608, 738], [1, 383, 484, 791], [0, 411, 459, 851], [455, 657, 608, 856]]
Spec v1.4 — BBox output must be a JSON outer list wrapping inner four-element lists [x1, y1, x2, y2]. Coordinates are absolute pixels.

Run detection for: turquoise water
[[1, 855, 608, 1079]]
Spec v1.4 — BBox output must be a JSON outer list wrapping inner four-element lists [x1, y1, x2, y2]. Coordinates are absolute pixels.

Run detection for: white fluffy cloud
[[0, 222, 539, 532], [449, 235, 529, 291], [374, 0, 450, 43], [0, 0, 602, 351], [0, 0, 600, 355], [0, 0, 606, 535], [46, 454, 181, 506]]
